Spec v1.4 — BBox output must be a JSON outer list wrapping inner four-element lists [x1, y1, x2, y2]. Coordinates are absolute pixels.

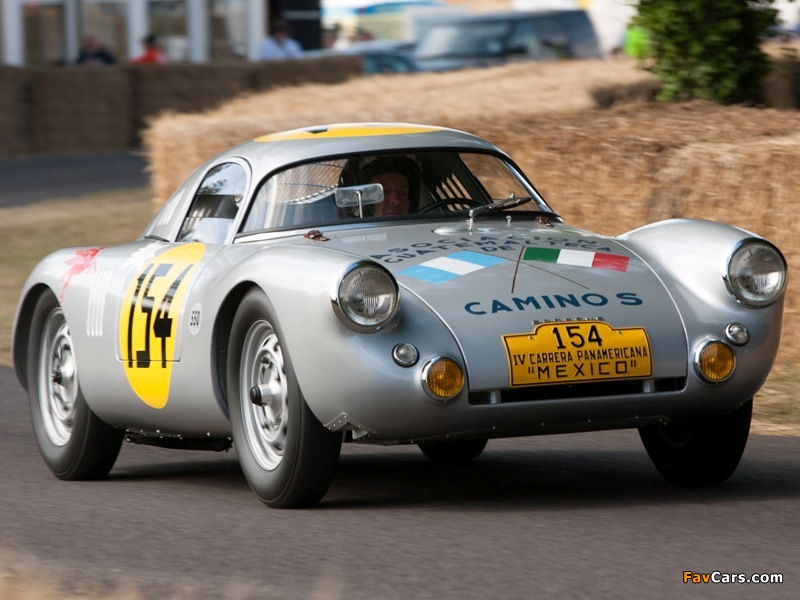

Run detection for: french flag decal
[[523, 247, 630, 272]]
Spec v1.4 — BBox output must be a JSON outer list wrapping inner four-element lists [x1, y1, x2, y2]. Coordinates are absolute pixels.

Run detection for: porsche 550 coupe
[[12, 123, 786, 507]]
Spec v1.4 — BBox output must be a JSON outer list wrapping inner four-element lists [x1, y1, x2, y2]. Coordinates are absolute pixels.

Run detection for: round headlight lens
[[726, 241, 786, 307], [422, 357, 464, 402], [695, 341, 735, 383], [334, 263, 398, 331]]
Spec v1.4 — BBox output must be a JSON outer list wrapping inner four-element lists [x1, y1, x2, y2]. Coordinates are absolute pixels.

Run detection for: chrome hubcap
[[240, 320, 288, 471], [39, 308, 77, 446]]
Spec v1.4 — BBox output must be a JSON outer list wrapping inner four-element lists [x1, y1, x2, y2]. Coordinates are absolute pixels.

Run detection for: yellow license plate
[[502, 320, 652, 387]]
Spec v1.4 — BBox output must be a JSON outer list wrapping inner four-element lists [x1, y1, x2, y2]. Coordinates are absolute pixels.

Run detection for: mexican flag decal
[[524, 247, 630, 272]]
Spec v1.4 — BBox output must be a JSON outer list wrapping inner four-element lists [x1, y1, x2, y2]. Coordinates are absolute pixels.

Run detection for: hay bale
[[249, 56, 362, 92], [144, 59, 654, 201], [29, 65, 133, 153], [129, 62, 254, 139], [0, 66, 32, 155]]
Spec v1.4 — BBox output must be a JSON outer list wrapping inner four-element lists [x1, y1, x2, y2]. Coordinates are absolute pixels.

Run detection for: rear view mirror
[[335, 184, 384, 208]]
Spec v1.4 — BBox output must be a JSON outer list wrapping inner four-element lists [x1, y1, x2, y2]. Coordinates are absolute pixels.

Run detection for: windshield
[[415, 21, 510, 60], [240, 150, 551, 234]]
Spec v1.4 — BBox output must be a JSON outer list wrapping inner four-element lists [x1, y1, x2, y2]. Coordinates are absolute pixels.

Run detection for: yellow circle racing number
[[119, 244, 205, 408]]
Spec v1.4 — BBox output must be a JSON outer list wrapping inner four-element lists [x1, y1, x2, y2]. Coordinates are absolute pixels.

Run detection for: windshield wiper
[[469, 195, 534, 219]]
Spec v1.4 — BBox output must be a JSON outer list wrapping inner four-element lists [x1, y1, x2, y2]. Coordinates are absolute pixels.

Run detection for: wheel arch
[[212, 281, 261, 418], [12, 283, 54, 392]]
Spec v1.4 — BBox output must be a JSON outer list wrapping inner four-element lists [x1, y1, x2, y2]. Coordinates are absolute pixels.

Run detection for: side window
[[561, 12, 601, 59], [508, 20, 541, 58], [178, 162, 247, 244], [510, 17, 570, 60]]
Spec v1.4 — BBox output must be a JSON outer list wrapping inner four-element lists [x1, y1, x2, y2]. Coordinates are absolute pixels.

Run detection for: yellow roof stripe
[[255, 124, 440, 143]]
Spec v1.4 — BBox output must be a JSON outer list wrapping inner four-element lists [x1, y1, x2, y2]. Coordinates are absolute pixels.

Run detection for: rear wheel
[[418, 438, 488, 465], [228, 289, 342, 508], [27, 291, 123, 480], [638, 399, 752, 487]]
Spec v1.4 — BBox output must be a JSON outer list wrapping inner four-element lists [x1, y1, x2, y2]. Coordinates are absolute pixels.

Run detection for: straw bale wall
[[141, 57, 800, 365], [0, 67, 32, 156], [29, 66, 134, 154], [130, 63, 253, 135], [0, 56, 362, 156]]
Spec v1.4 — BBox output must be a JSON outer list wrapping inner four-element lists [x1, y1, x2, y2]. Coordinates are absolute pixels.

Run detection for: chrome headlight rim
[[723, 238, 787, 308], [332, 260, 399, 333]]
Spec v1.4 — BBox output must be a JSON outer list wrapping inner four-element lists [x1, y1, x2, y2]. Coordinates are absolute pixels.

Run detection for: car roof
[[144, 123, 508, 241], [211, 123, 506, 175], [430, 9, 587, 25]]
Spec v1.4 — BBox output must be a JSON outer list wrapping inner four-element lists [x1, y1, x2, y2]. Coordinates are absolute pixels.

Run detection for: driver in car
[[358, 156, 420, 216]]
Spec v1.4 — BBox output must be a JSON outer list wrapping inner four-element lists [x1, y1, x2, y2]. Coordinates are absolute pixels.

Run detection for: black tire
[[638, 399, 752, 487], [227, 289, 342, 508], [418, 438, 488, 464], [27, 291, 123, 480]]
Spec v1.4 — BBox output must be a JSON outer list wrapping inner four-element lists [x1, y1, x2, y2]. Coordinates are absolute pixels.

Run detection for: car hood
[[324, 220, 688, 390]]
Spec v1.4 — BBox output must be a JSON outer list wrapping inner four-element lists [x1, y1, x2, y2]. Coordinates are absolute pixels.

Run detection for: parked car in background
[[413, 9, 603, 72], [305, 39, 418, 74]]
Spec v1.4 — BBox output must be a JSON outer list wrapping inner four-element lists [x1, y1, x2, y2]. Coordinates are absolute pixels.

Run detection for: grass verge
[[0, 187, 154, 366]]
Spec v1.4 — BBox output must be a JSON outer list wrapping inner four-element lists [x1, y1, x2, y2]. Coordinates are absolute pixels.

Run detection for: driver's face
[[371, 172, 410, 216]]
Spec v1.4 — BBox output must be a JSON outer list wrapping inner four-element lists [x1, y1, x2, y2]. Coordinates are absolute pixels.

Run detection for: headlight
[[695, 340, 735, 383], [421, 357, 464, 402], [725, 240, 786, 307], [333, 262, 399, 332]]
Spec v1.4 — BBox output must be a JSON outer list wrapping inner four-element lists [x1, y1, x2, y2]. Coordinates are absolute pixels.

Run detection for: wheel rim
[[38, 308, 78, 447], [240, 319, 289, 471]]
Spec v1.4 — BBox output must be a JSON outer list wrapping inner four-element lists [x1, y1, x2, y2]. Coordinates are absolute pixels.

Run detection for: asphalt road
[[1, 365, 798, 599], [0, 151, 148, 208]]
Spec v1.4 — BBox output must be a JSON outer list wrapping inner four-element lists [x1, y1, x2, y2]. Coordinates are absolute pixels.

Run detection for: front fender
[[217, 242, 464, 431], [619, 219, 785, 386]]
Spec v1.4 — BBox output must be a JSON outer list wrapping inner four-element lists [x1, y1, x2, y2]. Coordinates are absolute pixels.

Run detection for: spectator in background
[[130, 33, 167, 64], [321, 24, 339, 49], [258, 20, 304, 61], [76, 34, 116, 65]]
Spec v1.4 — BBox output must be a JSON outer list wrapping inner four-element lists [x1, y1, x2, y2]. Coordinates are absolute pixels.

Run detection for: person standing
[[258, 20, 304, 61], [76, 34, 116, 65], [130, 33, 167, 64]]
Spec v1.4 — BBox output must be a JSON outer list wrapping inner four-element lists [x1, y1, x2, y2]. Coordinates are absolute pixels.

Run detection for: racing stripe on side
[[399, 250, 505, 283]]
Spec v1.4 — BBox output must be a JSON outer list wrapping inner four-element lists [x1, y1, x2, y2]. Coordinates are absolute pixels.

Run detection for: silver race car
[[12, 124, 787, 508]]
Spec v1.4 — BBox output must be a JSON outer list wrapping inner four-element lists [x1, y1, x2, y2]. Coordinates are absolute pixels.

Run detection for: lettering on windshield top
[[369, 235, 614, 264]]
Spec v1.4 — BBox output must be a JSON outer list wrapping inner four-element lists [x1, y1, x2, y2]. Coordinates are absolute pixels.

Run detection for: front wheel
[[27, 291, 123, 480], [228, 289, 342, 508], [638, 399, 752, 487]]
